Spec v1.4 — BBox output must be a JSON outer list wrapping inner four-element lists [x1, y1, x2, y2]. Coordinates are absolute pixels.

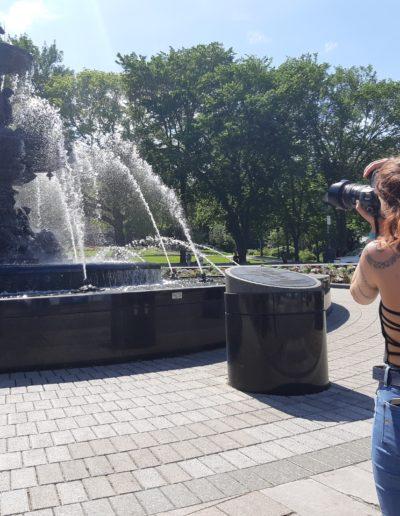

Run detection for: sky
[[1, 0, 400, 79]]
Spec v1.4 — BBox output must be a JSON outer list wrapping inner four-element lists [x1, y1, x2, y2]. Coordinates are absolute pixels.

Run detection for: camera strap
[[373, 216, 380, 236]]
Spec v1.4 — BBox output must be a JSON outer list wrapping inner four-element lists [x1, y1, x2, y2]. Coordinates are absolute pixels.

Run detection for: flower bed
[[271, 264, 356, 284], [162, 263, 357, 285]]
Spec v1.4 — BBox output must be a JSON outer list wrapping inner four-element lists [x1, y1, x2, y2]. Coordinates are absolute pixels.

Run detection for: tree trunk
[[293, 235, 300, 263], [285, 234, 290, 258], [234, 234, 248, 264], [113, 210, 126, 246], [335, 210, 347, 256], [237, 245, 247, 264], [259, 238, 264, 257]]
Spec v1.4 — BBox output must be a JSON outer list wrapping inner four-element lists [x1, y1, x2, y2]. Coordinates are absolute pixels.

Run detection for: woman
[[350, 157, 400, 515]]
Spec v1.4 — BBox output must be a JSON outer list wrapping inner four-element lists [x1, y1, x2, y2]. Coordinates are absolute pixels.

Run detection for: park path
[[0, 289, 383, 515]]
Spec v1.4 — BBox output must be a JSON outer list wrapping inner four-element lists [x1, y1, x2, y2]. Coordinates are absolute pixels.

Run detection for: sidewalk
[[0, 288, 382, 515]]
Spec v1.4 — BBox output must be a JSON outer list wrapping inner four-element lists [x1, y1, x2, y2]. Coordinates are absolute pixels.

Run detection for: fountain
[[0, 38, 60, 263], [0, 31, 225, 372]]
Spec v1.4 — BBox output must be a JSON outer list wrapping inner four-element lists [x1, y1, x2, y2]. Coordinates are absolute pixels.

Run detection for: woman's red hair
[[375, 157, 400, 249]]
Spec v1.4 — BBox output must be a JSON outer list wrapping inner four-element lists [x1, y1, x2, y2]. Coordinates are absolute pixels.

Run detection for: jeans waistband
[[373, 365, 400, 387]]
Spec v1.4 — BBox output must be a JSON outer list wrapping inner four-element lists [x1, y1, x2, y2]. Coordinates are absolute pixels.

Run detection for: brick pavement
[[0, 288, 383, 515]]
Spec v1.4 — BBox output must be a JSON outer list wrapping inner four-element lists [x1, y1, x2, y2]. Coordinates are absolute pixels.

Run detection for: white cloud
[[247, 30, 269, 45], [0, 0, 57, 34], [324, 41, 338, 53]]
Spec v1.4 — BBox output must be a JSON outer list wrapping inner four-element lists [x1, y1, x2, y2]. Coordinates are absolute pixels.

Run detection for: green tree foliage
[[313, 65, 400, 253], [9, 34, 72, 95], [195, 57, 283, 263], [45, 70, 125, 141], [117, 43, 235, 209], [119, 43, 400, 260]]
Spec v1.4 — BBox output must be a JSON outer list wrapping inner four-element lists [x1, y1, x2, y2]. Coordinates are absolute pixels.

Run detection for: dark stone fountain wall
[[0, 284, 226, 372]]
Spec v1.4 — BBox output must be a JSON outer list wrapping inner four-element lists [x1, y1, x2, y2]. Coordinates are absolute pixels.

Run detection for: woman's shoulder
[[361, 240, 400, 271]]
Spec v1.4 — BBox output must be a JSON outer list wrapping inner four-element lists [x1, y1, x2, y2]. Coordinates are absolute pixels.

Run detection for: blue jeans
[[372, 368, 400, 515]]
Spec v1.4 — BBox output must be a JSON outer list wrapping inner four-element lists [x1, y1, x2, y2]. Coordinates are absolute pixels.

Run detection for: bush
[[265, 246, 294, 259], [209, 223, 235, 252], [299, 249, 317, 263]]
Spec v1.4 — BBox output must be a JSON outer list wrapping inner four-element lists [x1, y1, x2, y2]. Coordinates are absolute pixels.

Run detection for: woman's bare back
[[352, 241, 400, 367]]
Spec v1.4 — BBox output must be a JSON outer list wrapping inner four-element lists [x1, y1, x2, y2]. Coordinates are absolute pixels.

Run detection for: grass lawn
[[140, 250, 235, 265], [84, 246, 239, 265], [84, 246, 267, 266]]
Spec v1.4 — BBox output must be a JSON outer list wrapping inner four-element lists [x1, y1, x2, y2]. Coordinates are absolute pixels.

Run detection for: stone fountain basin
[[0, 262, 162, 294], [0, 282, 225, 372]]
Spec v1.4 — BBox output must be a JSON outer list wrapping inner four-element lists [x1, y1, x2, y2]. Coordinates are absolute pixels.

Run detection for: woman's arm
[[349, 199, 381, 304], [350, 246, 379, 305]]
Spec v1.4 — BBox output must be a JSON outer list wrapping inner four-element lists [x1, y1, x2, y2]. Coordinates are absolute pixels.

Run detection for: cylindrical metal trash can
[[225, 266, 329, 394]]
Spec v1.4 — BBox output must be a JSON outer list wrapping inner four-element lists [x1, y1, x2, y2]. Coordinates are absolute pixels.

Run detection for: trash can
[[225, 266, 329, 394]]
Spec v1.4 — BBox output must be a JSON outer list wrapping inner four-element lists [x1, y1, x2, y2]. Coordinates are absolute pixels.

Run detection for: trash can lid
[[225, 266, 321, 294]]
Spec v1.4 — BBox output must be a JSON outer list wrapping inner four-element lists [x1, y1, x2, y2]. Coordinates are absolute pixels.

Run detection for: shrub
[[266, 246, 294, 259], [209, 223, 235, 252], [299, 249, 317, 263]]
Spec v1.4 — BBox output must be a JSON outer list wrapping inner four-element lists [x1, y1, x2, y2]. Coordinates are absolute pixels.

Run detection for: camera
[[324, 171, 381, 217]]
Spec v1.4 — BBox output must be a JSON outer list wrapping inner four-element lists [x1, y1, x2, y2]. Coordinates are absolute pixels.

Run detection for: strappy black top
[[379, 301, 400, 363]]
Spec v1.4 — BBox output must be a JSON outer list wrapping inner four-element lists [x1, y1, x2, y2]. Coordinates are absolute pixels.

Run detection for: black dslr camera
[[324, 171, 381, 217]]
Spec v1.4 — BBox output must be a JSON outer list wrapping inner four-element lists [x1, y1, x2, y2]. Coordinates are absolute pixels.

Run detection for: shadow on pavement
[[0, 346, 227, 387], [246, 382, 375, 423], [327, 302, 350, 332]]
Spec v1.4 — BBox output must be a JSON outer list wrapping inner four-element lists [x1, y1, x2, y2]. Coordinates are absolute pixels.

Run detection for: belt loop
[[384, 365, 391, 386]]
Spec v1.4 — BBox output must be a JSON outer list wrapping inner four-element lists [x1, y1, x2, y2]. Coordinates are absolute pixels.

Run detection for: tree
[[44, 70, 125, 142], [117, 43, 235, 210], [313, 65, 400, 252], [9, 34, 72, 95], [118, 43, 236, 262], [270, 56, 328, 261], [194, 57, 284, 263]]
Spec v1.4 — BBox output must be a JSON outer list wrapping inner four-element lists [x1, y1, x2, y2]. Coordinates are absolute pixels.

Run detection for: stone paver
[[312, 463, 379, 505], [217, 491, 292, 516], [261, 478, 380, 515], [0, 289, 384, 514]]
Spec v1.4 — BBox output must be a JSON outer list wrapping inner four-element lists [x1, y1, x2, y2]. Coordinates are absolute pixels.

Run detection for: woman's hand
[[355, 201, 376, 229], [363, 158, 388, 179]]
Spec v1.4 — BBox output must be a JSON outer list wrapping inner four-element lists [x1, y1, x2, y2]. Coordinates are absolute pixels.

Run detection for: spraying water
[[195, 243, 238, 265], [110, 137, 203, 272], [76, 141, 174, 272], [12, 82, 87, 275], [11, 82, 206, 283], [89, 245, 146, 263]]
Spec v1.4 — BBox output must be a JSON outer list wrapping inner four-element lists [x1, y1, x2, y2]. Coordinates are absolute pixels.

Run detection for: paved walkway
[[0, 289, 383, 515]]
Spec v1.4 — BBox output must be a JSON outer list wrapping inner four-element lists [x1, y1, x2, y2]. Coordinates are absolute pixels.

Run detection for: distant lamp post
[[323, 213, 335, 263]]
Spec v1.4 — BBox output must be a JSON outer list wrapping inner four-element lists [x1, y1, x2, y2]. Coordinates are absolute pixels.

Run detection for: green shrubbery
[[299, 249, 317, 263], [265, 246, 294, 259], [208, 223, 235, 252]]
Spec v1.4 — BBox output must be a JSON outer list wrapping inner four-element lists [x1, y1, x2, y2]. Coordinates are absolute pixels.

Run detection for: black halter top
[[379, 301, 400, 363]]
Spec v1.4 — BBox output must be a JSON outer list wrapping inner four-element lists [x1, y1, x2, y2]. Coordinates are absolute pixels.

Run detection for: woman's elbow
[[350, 285, 377, 305]]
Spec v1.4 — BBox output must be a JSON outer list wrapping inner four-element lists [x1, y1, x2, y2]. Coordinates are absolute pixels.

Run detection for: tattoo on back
[[366, 248, 400, 269]]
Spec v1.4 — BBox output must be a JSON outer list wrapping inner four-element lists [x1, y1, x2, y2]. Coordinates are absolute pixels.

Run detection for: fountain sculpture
[[0, 31, 225, 372], [0, 37, 62, 263]]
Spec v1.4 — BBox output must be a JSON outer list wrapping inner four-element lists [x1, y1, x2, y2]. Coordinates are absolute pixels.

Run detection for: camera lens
[[325, 179, 380, 215]]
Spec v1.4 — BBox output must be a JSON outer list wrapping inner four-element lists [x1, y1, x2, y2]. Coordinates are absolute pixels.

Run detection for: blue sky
[[1, 0, 399, 79]]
